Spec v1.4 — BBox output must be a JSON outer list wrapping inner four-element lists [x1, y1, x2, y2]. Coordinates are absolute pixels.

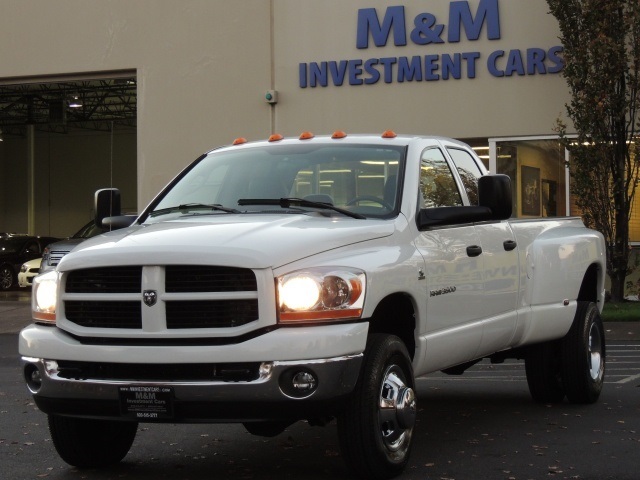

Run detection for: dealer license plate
[[119, 385, 174, 420]]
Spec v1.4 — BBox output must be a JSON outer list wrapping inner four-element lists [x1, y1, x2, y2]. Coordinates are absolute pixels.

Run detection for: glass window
[[493, 139, 566, 218], [447, 147, 483, 205], [147, 144, 404, 220], [420, 148, 463, 208]]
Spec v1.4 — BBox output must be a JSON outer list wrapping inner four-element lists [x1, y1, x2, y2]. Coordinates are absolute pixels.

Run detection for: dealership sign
[[299, 0, 564, 88]]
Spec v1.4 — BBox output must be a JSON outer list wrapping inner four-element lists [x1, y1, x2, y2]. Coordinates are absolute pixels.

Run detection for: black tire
[[337, 334, 416, 480], [524, 340, 565, 403], [0, 265, 15, 290], [561, 301, 605, 404], [48, 415, 138, 467]]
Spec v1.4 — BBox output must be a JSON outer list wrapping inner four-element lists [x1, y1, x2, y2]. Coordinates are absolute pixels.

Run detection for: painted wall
[[274, 0, 569, 138], [0, 0, 568, 225], [0, 0, 272, 213]]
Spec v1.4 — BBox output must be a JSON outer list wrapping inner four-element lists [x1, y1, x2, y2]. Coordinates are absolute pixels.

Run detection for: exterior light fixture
[[68, 95, 82, 108]]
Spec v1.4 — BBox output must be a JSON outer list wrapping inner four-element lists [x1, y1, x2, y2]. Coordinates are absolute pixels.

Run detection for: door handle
[[466, 245, 482, 257], [503, 240, 517, 251]]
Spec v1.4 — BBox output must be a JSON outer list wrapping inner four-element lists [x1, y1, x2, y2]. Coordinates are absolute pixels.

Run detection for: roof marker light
[[268, 133, 284, 142], [381, 130, 397, 139], [232, 137, 248, 145], [299, 131, 314, 140], [332, 131, 347, 139]]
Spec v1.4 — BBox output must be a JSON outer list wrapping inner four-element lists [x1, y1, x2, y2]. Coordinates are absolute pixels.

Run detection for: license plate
[[119, 386, 174, 420]]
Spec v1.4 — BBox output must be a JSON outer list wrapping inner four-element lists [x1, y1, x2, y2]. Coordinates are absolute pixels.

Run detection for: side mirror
[[95, 188, 121, 229], [478, 174, 512, 220], [417, 174, 513, 229]]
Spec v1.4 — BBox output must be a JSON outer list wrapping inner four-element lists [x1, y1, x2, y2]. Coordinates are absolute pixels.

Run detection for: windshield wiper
[[237, 198, 365, 219], [150, 203, 240, 217]]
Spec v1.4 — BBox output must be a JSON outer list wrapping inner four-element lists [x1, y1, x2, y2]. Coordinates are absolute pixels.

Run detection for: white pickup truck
[[20, 132, 606, 479]]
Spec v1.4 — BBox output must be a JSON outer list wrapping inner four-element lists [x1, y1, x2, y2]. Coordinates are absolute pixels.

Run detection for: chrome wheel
[[378, 366, 416, 456], [338, 334, 416, 479], [0, 266, 14, 290], [588, 321, 604, 381], [561, 301, 606, 404]]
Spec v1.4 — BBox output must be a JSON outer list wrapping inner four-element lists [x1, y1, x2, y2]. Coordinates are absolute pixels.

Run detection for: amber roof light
[[299, 131, 314, 140], [332, 130, 347, 139]]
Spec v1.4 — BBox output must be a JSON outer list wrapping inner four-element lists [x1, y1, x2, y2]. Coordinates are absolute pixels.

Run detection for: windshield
[[144, 143, 405, 222]]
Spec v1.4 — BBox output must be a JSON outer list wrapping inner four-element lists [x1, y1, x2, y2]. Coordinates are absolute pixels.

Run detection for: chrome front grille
[[49, 249, 71, 267], [63, 265, 259, 331]]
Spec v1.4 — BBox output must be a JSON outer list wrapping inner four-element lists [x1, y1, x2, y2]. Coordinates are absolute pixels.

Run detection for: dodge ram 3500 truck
[[20, 132, 606, 479]]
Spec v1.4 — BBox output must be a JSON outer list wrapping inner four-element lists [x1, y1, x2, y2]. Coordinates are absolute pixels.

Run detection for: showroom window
[[488, 137, 569, 218]]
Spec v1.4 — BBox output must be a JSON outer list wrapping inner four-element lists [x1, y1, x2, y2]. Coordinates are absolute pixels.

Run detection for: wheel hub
[[588, 321, 604, 381], [378, 366, 416, 453]]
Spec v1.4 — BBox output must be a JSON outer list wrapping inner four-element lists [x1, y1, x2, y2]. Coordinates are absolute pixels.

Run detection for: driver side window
[[419, 148, 463, 208]]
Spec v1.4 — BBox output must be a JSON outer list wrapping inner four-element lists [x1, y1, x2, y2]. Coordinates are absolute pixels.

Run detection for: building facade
[[0, 1, 611, 239]]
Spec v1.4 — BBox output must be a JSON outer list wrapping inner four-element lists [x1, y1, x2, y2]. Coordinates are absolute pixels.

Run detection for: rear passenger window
[[420, 148, 463, 208], [446, 148, 483, 205]]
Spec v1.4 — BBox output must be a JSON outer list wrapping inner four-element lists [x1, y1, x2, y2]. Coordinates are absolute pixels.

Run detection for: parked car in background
[[0, 234, 59, 290], [40, 221, 104, 273], [18, 257, 42, 287]]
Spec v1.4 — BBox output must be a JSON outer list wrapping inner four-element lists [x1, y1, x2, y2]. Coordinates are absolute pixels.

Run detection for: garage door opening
[[0, 71, 137, 237]]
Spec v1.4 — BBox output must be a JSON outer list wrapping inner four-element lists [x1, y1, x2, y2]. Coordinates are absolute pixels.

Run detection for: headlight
[[277, 268, 365, 323], [20, 263, 28, 273], [32, 270, 59, 324]]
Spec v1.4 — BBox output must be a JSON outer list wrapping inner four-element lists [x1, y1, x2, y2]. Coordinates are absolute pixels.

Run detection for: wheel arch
[[367, 293, 417, 360], [577, 262, 604, 305]]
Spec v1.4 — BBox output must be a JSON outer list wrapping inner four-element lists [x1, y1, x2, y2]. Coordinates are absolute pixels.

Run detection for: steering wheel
[[346, 195, 393, 210]]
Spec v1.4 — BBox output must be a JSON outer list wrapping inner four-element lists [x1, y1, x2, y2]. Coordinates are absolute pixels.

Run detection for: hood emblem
[[143, 290, 158, 307]]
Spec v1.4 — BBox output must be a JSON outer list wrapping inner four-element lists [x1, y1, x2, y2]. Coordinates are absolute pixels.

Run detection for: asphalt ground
[[2, 289, 639, 479]]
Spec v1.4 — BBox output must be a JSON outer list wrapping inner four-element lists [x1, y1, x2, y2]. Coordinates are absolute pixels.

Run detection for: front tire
[[48, 415, 138, 467], [337, 334, 416, 480], [561, 301, 605, 403]]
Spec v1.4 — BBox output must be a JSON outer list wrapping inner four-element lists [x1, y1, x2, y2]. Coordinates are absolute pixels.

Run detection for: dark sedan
[[0, 234, 59, 290]]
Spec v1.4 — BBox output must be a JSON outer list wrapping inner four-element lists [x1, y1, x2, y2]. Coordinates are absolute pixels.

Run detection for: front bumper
[[19, 323, 367, 422]]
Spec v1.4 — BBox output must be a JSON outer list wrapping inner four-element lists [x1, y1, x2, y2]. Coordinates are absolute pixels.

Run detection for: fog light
[[25, 364, 42, 393], [292, 371, 316, 391], [279, 369, 318, 399]]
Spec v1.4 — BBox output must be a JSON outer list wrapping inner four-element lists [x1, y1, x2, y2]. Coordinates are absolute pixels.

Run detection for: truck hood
[[59, 214, 396, 270]]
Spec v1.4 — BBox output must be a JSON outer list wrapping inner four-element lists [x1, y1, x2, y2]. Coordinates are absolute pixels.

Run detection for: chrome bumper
[[21, 354, 363, 422]]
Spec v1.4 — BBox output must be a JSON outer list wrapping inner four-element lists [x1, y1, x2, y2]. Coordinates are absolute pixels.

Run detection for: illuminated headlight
[[277, 268, 365, 323], [32, 270, 59, 324]]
